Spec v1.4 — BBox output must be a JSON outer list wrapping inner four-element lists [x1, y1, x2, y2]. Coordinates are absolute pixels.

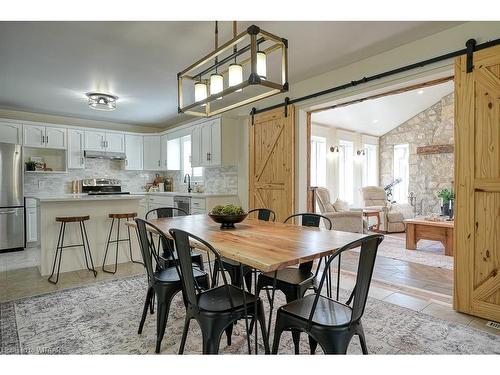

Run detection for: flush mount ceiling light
[[177, 21, 288, 117], [86, 92, 118, 111]]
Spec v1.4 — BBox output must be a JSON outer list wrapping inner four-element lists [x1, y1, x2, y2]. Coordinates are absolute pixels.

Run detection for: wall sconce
[[356, 149, 366, 156], [330, 146, 339, 153]]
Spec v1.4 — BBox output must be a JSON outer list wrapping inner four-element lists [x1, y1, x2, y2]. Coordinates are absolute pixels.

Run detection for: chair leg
[[48, 222, 65, 284], [271, 313, 286, 354], [138, 286, 154, 334], [102, 218, 117, 274], [178, 317, 191, 354], [357, 324, 368, 354], [314, 330, 352, 354], [308, 335, 319, 354], [127, 218, 143, 265], [155, 290, 175, 354], [257, 301, 270, 354], [224, 323, 233, 346], [81, 221, 97, 277]]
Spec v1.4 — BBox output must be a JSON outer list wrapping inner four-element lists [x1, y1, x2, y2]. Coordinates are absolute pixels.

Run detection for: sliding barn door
[[455, 45, 500, 321], [249, 105, 295, 221]]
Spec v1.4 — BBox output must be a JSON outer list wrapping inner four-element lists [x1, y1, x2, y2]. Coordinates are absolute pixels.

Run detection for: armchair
[[315, 187, 367, 234], [360, 186, 414, 233]]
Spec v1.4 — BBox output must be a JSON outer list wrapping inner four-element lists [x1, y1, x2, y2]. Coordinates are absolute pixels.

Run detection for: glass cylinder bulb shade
[[257, 51, 267, 80], [210, 74, 224, 99], [194, 81, 207, 105], [228, 64, 243, 92]]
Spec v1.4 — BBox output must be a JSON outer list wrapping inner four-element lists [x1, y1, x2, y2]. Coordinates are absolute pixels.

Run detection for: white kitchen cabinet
[[160, 134, 169, 171], [0, 122, 22, 144], [25, 198, 39, 244], [106, 132, 125, 153], [191, 118, 238, 167], [84, 130, 106, 151], [143, 136, 161, 170], [45, 126, 67, 149], [23, 124, 45, 148], [24, 124, 66, 149], [67, 129, 85, 169], [125, 134, 143, 170]]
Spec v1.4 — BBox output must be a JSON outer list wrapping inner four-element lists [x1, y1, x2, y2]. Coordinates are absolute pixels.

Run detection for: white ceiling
[[312, 80, 454, 136], [0, 21, 462, 127]]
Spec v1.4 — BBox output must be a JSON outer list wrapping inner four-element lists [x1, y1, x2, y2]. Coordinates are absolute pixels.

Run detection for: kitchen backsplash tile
[[24, 158, 239, 195]]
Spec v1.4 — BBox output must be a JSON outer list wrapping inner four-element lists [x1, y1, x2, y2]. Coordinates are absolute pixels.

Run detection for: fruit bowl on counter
[[208, 204, 248, 229]]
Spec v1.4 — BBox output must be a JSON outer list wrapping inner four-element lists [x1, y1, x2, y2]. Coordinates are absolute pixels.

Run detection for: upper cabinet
[[143, 135, 161, 171], [23, 124, 66, 149], [67, 129, 85, 169], [192, 118, 238, 168], [125, 134, 143, 171], [166, 135, 180, 170], [0, 121, 22, 144], [160, 134, 169, 171], [84, 130, 124, 153]]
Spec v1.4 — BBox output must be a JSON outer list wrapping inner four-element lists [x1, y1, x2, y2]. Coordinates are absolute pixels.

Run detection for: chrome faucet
[[183, 173, 192, 193]]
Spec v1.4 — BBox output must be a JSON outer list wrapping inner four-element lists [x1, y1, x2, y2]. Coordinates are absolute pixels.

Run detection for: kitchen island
[[31, 194, 144, 276]]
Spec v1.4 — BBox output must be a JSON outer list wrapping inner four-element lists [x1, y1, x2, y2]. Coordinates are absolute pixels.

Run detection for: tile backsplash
[[24, 158, 239, 195]]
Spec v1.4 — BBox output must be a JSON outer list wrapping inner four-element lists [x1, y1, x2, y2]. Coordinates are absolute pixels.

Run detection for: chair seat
[[260, 267, 314, 286], [154, 266, 206, 283], [109, 212, 137, 219], [56, 215, 90, 223], [280, 294, 352, 327], [197, 285, 258, 312]]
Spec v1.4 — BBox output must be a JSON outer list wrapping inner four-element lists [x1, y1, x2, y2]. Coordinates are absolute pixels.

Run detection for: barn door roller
[[466, 39, 477, 73]]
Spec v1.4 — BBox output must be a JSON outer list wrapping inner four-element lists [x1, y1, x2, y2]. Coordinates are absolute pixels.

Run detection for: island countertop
[[27, 194, 145, 203]]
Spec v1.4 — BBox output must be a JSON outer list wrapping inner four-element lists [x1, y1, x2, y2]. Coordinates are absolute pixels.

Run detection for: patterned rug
[[354, 234, 454, 270], [1, 275, 498, 355]]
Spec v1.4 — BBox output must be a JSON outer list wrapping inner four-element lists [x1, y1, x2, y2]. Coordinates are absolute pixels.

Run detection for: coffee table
[[363, 209, 381, 231], [404, 218, 454, 256]]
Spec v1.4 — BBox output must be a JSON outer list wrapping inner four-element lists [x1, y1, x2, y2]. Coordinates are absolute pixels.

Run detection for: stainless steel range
[[81, 178, 130, 195]]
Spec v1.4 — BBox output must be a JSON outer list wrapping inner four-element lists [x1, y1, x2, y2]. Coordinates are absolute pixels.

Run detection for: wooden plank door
[[249, 105, 295, 222], [454, 44, 500, 322]]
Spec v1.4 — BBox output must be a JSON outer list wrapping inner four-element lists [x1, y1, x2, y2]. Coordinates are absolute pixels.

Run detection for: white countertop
[[27, 194, 145, 203], [143, 191, 238, 198]]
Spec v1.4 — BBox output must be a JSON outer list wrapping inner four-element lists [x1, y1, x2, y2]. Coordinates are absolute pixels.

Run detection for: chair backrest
[[135, 218, 173, 280], [315, 187, 335, 213], [307, 234, 384, 329], [361, 186, 387, 207], [248, 208, 276, 222], [284, 213, 332, 230], [146, 206, 188, 220], [169, 228, 233, 311]]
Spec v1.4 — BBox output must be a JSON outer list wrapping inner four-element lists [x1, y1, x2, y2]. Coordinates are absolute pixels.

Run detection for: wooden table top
[[404, 218, 454, 228], [126, 214, 367, 272]]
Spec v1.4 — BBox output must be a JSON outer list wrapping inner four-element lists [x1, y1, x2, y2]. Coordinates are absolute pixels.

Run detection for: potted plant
[[208, 204, 248, 229], [436, 188, 455, 217], [25, 161, 37, 171]]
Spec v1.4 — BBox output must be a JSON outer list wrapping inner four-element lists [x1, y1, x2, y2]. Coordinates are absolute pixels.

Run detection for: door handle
[[0, 210, 16, 215]]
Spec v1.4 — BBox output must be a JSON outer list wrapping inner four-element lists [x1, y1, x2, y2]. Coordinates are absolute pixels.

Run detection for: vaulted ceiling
[[0, 21, 462, 127]]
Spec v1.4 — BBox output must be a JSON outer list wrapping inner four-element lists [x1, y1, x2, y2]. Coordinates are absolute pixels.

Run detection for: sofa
[[315, 187, 367, 234], [360, 186, 414, 233]]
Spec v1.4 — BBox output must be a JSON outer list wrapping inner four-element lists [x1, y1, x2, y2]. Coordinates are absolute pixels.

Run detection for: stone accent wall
[[166, 165, 238, 195], [379, 93, 454, 215]]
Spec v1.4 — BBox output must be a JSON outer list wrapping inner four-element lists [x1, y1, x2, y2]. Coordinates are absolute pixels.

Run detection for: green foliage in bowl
[[210, 204, 245, 215]]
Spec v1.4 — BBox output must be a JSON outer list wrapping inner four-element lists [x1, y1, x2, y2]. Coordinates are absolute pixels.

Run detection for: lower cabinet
[[25, 198, 39, 245]]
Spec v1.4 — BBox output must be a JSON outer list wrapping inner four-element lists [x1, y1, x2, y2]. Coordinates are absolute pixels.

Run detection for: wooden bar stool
[[102, 212, 141, 274], [48, 215, 97, 284]]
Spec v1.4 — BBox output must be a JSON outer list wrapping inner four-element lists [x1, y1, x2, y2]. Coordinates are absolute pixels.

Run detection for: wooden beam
[[417, 144, 454, 155]]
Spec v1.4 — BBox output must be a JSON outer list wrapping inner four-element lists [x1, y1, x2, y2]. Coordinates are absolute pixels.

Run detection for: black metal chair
[[135, 218, 209, 353], [255, 213, 332, 354], [170, 228, 270, 354], [212, 208, 276, 291], [145, 207, 204, 271], [271, 234, 384, 355]]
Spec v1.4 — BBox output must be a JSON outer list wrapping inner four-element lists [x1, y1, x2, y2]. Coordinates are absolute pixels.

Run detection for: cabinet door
[[160, 135, 169, 170], [143, 136, 161, 170], [191, 126, 202, 168], [45, 126, 67, 149], [84, 131, 106, 151], [210, 119, 221, 166], [167, 137, 180, 170], [125, 134, 143, 170], [23, 124, 45, 148], [200, 122, 212, 166], [67, 129, 85, 169], [106, 132, 125, 153], [26, 207, 38, 243], [0, 122, 21, 144]]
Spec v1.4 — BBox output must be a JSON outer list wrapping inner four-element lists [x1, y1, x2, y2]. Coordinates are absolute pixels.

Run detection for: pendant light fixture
[[177, 22, 288, 117]]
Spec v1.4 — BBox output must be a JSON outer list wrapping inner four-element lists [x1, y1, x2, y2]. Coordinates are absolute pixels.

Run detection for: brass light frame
[[177, 24, 288, 117]]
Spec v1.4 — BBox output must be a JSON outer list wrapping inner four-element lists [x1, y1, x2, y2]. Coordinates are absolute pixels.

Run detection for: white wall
[[234, 21, 500, 214]]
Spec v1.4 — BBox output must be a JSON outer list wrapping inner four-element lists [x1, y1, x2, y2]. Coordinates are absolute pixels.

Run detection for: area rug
[[354, 234, 454, 270], [1, 275, 497, 355]]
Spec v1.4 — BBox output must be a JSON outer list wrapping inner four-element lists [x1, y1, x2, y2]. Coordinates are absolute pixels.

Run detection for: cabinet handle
[[158, 160, 160, 167], [207, 152, 211, 162], [81, 157, 84, 165], [46, 135, 48, 144], [125, 159, 128, 166]]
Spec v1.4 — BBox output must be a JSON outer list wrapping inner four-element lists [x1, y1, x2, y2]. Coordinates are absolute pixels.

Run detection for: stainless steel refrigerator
[[0, 142, 24, 251]]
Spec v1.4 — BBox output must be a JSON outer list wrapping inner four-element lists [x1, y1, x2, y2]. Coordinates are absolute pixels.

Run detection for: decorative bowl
[[208, 212, 248, 229]]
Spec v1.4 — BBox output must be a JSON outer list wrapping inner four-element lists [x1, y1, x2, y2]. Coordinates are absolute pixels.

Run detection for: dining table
[[126, 213, 367, 354]]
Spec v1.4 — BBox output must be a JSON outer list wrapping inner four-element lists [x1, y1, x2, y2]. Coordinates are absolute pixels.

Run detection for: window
[[393, 144, 409, 203], [338, 139, 354, 204], [362, 144, 378, 187], [310, 136, 326, 187], [180, 135, 203, 183]]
